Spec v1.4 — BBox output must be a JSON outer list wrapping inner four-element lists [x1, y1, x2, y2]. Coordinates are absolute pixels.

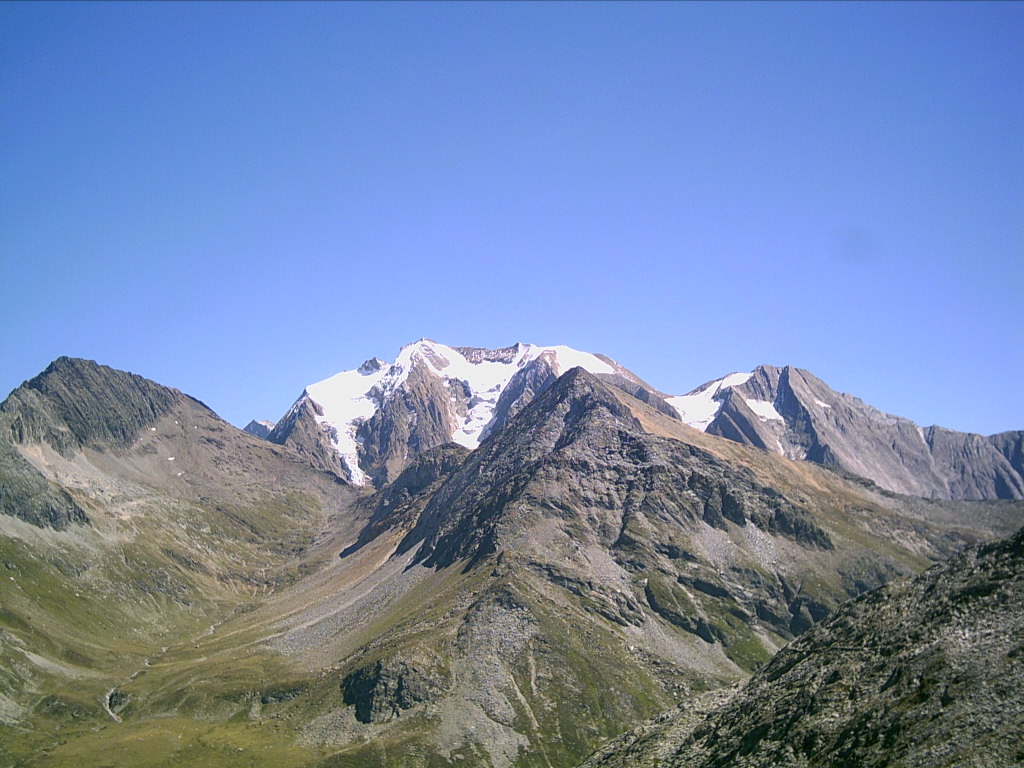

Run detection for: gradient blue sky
[[2, 2, 1021, 434]]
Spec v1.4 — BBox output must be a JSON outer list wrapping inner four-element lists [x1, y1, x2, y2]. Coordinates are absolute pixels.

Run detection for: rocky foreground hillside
[[579, 526, 1024, 768]]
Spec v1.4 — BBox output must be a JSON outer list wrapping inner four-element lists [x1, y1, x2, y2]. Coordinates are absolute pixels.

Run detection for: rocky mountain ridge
[[266, 340, 675, 488], [682, 364, 1024, 501]]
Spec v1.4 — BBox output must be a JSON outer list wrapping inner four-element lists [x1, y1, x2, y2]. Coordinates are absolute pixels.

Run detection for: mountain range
[[265, 339, 1024, 500], [0, 342, 1021, 768]]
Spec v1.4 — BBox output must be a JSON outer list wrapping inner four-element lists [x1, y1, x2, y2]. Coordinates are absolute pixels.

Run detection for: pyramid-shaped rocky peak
[[1, 357, 186, 456]]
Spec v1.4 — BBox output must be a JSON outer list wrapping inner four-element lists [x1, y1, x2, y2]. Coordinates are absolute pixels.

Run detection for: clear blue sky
[[2, 2, 1021, 434]]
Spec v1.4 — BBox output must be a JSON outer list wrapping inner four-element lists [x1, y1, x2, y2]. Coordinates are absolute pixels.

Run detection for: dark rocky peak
[[396, 365, 836, 575], [243, 419, 275, 439], [1, 357, 185, 456], [396, 368, 643, 568], [0, 356, 195, 529], [699, 363, 1024, 501], [733, 363, 783, 402], [452, 343, 524, 364], [729, 365, 828, 416], [547, 366, 647, 443], [266, 396, 346, 478], [357, 357, 386, 375], [706, 389, 775, 452]]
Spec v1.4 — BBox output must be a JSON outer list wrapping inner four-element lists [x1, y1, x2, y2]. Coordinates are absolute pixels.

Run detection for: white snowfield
[[666, 372, 752, 431], [299, 340, 615, 485], [667, 370, 789, 430]]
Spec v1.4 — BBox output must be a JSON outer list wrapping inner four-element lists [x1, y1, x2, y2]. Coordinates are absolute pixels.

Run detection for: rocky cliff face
[[684, 364, 1024, 501], [579, 526, 1024, 768]]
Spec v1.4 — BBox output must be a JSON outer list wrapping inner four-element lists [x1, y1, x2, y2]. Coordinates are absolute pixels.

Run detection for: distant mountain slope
[[268, 340, 675, 487], [578, 525, 1024, 768], [670, 364, 1024, 500], [243, 419, 275, 439]]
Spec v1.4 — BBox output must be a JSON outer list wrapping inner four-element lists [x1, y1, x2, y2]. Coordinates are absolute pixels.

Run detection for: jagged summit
[[268, 340, 659, 487], [669, 364, 1024, 500], [1, 356, 185, 456], [263, 345, 1024, 498]]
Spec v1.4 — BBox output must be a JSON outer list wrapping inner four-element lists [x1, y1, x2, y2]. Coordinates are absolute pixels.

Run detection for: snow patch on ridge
[[667, 371, 752, 431], [744, 399, 784, 422]]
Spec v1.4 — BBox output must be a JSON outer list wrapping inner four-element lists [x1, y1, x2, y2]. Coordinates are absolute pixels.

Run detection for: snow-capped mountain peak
[[283, 340, 617, 485], [262, 350, 1024, 500]]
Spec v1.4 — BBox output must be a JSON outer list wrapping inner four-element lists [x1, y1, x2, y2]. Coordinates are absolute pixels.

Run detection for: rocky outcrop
[[0, 440, 87, 529], [340, 442, 470, 556], [341, 658, 448, 724]]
